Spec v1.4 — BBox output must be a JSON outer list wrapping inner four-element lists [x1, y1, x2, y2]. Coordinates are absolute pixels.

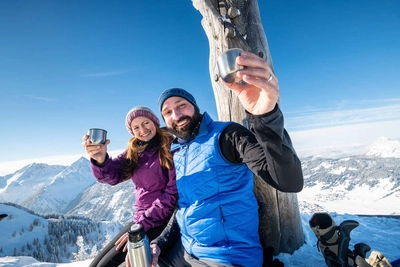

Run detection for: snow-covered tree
[[71, 235, 89, 261], [89, 245, 98, 259], [102, 233, 112, 249]]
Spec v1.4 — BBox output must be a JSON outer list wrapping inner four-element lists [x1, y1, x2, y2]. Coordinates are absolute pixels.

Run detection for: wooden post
[[192, 0, 304, 255]]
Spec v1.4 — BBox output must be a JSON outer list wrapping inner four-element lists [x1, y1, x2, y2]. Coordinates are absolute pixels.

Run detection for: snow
[[0, 257, 92, 266], [299, 178, 399, 216], [330, 166, 346, 175]]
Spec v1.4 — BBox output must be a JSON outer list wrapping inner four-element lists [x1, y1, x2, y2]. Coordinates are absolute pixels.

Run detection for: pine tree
[[33, 218, 40, 226]]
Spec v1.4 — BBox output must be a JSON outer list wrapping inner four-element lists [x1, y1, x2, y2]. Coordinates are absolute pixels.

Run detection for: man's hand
[[125, 253, 131, 267], [223, 51, 279, 115], [115, 232, 128, 252], [150, 243, 161, 267]]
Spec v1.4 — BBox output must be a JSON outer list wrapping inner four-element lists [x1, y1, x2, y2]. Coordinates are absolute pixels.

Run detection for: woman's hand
[[82, 134, 110, 164]]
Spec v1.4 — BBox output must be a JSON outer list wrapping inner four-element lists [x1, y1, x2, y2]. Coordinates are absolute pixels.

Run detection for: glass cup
[[87, 128, 107, 145]]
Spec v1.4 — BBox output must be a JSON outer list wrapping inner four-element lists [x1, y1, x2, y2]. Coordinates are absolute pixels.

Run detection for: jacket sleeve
[[137, 167, 178, 231], [219, 104, 304, 192], [90, 151, 126, 185], [150, 207, 180, 251]]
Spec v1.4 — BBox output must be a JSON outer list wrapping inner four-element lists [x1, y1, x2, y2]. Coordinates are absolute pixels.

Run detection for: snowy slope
[[0, 204, 121, 263]]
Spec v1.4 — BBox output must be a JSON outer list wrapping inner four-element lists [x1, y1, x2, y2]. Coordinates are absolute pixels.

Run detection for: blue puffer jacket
[[172, 112, 263, 267]]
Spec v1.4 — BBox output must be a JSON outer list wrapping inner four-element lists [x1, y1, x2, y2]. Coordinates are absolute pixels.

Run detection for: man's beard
[[169, 110, 202, 140]]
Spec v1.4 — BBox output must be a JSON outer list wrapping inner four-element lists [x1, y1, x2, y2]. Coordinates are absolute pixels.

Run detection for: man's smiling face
[[161, 96, 201, 140]]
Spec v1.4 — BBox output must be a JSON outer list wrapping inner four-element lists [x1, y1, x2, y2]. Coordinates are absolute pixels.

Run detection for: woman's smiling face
[[130, 116, 157, 142]]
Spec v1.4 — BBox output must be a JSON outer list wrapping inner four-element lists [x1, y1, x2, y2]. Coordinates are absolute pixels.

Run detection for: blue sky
[[1, 0, 399, 166]]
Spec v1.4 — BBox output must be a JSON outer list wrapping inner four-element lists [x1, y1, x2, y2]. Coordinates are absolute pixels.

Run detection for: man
[[151, 51, 304, 267]]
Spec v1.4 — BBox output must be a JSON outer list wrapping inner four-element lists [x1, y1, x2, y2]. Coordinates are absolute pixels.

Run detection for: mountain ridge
[[0, 137, 399, 224]]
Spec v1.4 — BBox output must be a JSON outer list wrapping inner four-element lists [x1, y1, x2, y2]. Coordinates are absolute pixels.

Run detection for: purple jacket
[[91, 148, 178, 231]]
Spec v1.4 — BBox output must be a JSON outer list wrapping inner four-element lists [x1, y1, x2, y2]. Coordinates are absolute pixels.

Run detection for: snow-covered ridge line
[[0, 202, 96, 221]]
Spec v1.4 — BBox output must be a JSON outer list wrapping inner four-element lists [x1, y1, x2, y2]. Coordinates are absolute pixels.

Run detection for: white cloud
[[285, 98, 400, 131], [22, 94, 58, 102], [282, 98, 400, 158]]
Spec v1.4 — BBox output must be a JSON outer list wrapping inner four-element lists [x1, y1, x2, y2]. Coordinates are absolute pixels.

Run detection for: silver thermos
[[127, 223, 151, 267]]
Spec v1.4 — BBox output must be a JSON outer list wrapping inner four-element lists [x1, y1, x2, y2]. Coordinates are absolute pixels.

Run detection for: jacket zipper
[[184, 143, 188, 175], [182, 143, 189, 243], [219, 206, 226, 223]]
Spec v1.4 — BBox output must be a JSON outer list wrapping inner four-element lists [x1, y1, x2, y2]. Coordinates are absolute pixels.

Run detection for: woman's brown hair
[[120, 126, 174, 181]]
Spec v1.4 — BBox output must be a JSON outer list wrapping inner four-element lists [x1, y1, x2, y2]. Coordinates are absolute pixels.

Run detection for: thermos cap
[[128, 223, 145, 243]]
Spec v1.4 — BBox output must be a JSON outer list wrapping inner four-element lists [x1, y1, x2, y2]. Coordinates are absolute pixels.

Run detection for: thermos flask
[[127, 223, 151, 267]]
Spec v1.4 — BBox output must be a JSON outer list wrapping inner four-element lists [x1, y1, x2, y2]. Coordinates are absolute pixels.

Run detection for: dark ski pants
[[89, 222, 233, 267], [158, 241, 232, 267]]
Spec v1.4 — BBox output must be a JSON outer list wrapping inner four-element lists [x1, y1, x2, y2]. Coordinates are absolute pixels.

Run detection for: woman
[[83, 106, 178, 267]]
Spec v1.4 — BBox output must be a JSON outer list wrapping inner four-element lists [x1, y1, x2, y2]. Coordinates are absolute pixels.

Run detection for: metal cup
[[217, 48, 244, 83], [87, 128, 107, 145]]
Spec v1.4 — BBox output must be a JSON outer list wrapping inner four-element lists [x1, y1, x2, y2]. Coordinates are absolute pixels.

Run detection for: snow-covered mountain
[[2, 139, 399, 223], [65, 181, 135, 223], [0, 157, 136, 225], [299, 155, 400, 215], [298, 137, 400, 215], [366, 137, 400, 158], [0, 163, 66, 204], [21, 158, 96, 215]]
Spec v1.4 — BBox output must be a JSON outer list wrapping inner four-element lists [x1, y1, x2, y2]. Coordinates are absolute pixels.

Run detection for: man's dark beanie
[[158, 88, 200, 112]]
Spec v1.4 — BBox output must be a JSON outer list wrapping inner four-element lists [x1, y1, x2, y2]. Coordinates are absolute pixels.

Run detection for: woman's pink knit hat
[[125, 106, 160, 136]]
